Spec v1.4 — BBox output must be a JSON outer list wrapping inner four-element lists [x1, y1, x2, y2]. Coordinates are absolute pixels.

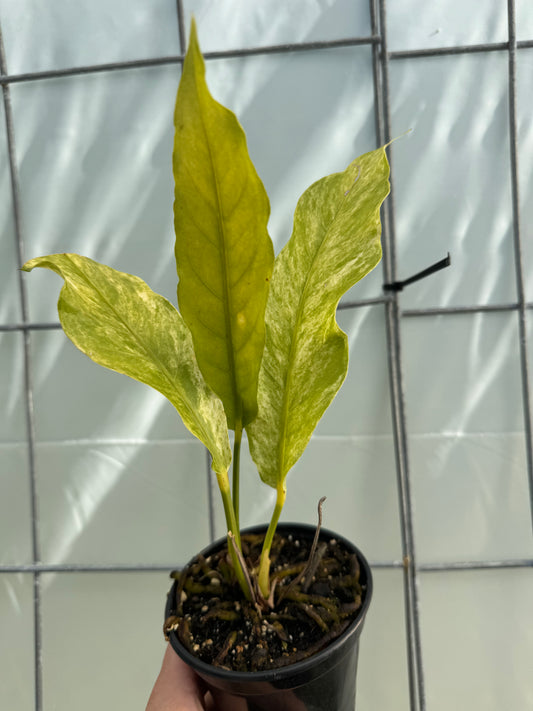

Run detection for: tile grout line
[[0, 22, 43, 711], [506, 0, 533, 538], [1, 558, 531, 575], [0, 36, 380, 86], [369, 0, 385, 149], [377, 1, 426, 709], [390, 38, 533, 60], [175, 0, 187, 59], [374, 3, 423, 708], [3, 300, 533, 333], [0, 428, 527, 454], [0, 38, 531, 88]]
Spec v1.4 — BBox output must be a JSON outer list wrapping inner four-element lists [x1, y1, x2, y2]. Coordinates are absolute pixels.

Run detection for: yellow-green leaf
[[22, 254, 231, 475], [247, 147, 390, 488], [173, 20, 274, 430]]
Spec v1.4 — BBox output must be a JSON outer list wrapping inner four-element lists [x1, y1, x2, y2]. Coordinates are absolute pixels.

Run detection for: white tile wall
[[1, 2, 532, 711], [357, 569, 410, 711], [36, 441, 210, 566], [0, 334, 26, 443], [0, 95, 21, 324], [0, 448, 32, 565], [40, 572, 169, 710], [11, 67, 179, 324], [1, 0, 181, 75], [419, 569, 533, 710], [31, 331, 192, 443], [517, 0, 533, 42], [386, 0, 507, 52], [517, 48, 533, 302], [390, 52, 515, 310], [409, 432, 533, 563], [180, 0, 372, 52], [0, 575, 34, 711], [402, 313, 524, 435]]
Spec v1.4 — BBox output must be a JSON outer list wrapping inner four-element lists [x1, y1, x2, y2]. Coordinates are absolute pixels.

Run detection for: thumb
[[146, 644, 204, 711]]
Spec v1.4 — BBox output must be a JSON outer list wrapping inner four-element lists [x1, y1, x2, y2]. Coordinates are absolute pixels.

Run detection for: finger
[[208, 687, 248, 711], [146, 644, 204, 711]]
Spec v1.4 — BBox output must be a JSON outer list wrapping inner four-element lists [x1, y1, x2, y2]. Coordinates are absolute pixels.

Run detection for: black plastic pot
[[165, 523, 373, 711]]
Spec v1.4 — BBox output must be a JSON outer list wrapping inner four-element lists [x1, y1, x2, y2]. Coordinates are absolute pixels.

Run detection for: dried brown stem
[[277, 496, 327, 602]]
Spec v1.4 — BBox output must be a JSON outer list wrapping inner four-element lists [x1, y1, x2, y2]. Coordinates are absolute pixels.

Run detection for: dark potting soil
[[164, 531, 366, 673]]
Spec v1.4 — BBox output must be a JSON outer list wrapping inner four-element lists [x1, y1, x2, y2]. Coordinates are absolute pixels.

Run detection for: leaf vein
[[65, 257, 191, 406]]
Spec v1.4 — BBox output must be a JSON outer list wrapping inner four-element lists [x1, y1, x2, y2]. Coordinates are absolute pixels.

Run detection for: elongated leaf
[[22, 254, 231, 474], [173, 20, 274, 430], [247, 148, 390, 488]]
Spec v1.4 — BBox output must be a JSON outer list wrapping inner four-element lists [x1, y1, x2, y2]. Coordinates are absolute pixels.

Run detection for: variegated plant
[[23, 20, 390, 599]]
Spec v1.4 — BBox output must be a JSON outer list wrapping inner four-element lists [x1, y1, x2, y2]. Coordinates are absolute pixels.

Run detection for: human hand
[[146, 644, 247, 711]]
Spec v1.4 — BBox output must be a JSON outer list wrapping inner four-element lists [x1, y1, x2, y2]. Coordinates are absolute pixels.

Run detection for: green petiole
[[257, 483, 287, 599], [232, 422, 243, 531], [214, 469, 250, 599]]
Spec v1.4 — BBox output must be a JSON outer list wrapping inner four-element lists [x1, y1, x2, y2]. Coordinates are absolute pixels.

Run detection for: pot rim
[[167, 522, 373, 683]]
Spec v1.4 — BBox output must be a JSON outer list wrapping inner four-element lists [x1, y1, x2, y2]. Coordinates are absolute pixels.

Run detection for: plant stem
[[215, 470, 250, 599], [258, 483, 286, 598], [232, 422, 242, 531], [215, 469, 241, 549]]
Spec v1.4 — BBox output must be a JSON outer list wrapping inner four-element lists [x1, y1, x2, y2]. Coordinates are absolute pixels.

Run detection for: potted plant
[[22, 20, 389, 711]]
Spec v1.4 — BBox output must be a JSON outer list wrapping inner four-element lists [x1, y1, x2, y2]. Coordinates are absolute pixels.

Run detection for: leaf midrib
[[197, 87, 242, 425]]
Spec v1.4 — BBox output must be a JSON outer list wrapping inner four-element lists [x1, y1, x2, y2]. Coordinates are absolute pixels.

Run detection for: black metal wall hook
[[383, 253, 451, 292]]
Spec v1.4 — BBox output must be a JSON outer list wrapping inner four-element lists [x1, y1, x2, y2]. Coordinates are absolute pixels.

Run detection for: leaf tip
[[179, 15, 206, 100], [188, 15, 198, 46], [21, 257, 39, 273], [186, 15, 202, 63]]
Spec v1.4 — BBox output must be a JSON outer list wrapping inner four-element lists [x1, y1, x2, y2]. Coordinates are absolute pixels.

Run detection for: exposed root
[[166, 526, 366, 672], [214, 630, 238, 666]]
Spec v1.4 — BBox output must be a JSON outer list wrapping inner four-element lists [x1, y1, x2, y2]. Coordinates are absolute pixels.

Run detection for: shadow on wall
[[390, 51, 515, 310]]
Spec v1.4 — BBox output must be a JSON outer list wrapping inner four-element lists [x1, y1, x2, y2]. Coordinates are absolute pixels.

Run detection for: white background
[[1, 1, 532, 710]]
